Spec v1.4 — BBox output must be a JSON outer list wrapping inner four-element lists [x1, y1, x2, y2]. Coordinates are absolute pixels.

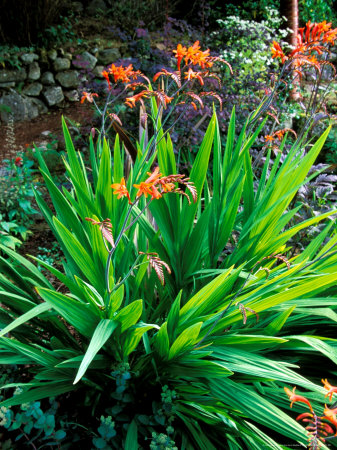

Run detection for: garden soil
[[0, 102, 93, 161]]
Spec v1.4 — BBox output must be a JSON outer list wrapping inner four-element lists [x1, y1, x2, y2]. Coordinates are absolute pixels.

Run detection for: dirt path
[[0, 102, 94, 161]]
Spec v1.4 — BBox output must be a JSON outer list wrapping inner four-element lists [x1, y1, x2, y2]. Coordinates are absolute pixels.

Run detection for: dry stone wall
[[0, 45, 121, 123]]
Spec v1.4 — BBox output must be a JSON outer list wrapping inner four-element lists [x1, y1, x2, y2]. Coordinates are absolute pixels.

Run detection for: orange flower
[[318, 20, 332, 34], [271, 41, 288, 64], [108, 63, 140, 83], [173, 44, 187, 71], [184, 41, 212, 69], [125, 96, 137, 108], [111, 177, 131, 203], [125, 90, 149, 108], [133, 181, 154, 198], [324, 405, 337, 433], [185, 41, 201, 64], [134, 167, 163, 199], [144, 166, 162, 183], [323, 29, 337, 45], [264, 135, 274, 143], [102, 64, 141, 88], [322, 379, 337, 401], [102, 70, 111, 89], [307, 54, 318, 64], [150, 185, 162, 200], [159, 180, 175, 192], [284, 387, 313, 412], [14, 156, 23, 167], [274, 130, 285, 140], [184, 68, 204, 85], [81, 91, 99, 104]]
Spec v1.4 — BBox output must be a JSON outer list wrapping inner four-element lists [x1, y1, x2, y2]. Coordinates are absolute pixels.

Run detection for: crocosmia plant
[[0, 23, 337, 450]]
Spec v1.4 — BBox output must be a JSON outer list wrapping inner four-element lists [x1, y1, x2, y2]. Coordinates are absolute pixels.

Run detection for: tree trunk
[[280, 0, 299, 47], [280, 0, 301, 99]]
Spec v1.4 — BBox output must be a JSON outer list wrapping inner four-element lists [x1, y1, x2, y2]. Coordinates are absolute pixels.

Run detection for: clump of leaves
[[0, 391, 66, 446], [0, 156, 38, 243]]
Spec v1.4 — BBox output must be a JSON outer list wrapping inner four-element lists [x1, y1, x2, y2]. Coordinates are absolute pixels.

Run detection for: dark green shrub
[[0, 0, 66, 45]]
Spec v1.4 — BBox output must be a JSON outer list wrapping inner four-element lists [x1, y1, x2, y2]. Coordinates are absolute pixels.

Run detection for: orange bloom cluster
[[264, 128, 297, 144], [173, 41, 213, 70], [133, 167, 172, 199], [297, 20, 337, 50], [271, 41, 288, 64], [125, 89, 173, 109], [285, 380, 337, 445], [81, 42, 228, 114], [111, 167, 197, 203], [271, 21, 337, 71], [102, 63, 141, 88]]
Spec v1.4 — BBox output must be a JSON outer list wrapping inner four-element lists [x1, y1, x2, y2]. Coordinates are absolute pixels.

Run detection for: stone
[[41, 130, 52, 137], [21, 53, 39, 64], [41, 71, 55, 85], [0, 68, 27, 83], [72, 51, 97, 70], [31, 98, 48, 114], [48, 49, 58, 61], [28, 62, 41, 81], [39, 48, 49, 64], [43, 86, 64, 106], [0, 89, 39, 122], [0, 82, 15, 88], [87, 0, 108, 15], [97, 48, 121, 65], [28, 142, 61, 171], [93, 65, 104, 78], [22, 82, 43, 96], [156, 43, 166, 51], [53, 57, 71, 72], [64, 90, 79, 102], [55, 70, 80, 88]]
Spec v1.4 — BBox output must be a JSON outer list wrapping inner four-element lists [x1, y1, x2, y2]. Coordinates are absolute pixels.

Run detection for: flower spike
[[139, 251, 171, 285]]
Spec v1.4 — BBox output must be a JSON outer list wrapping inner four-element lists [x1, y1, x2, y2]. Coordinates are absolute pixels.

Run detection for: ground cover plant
[[1, 19, 337, 450]]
